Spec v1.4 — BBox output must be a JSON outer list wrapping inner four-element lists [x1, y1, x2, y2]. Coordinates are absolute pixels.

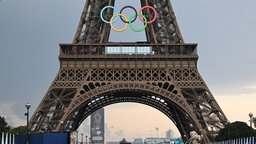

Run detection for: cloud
[[212, 82, 256, 96], [0, 103, 26, 127], [244, 84, 256, 90], [115, 130, 124, 138], [215, 91, 256, 123]]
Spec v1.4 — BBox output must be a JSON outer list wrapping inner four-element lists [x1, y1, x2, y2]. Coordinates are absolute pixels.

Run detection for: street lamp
[[155, 127, 159, 137], [249, 113, 253, 138], [76, 131, 79, 144], [81, 133, 83, 144], [89, 137, 92, 144], [25, 103, 31, 144], [227, 121, 230, 144]]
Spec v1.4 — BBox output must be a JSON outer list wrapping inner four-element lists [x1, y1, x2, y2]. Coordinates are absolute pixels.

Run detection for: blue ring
[[100, 6, 118, 24]]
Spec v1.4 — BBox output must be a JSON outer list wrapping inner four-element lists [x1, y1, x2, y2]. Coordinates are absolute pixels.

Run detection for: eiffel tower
[[29, 0, 228, 143]]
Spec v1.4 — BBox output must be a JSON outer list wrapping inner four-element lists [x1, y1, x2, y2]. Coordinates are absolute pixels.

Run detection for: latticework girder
[[73, 0, 183, 44], [29, 0, 228, 143], [141, 0, 184, 43]]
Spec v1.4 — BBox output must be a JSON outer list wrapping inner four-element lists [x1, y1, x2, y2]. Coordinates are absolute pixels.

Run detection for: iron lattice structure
[[30, 0, 228, 143]]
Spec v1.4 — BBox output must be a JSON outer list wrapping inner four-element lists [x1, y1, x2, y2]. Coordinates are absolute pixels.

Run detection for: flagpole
[[12, 134, 15, 144], [5, 133, 8, 144], [1, 132, 4, 144], [9, 134, 11, 144]]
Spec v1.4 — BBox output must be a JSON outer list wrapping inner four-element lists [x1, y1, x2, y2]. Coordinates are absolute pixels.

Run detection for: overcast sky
[[1, 0, 256, 141]]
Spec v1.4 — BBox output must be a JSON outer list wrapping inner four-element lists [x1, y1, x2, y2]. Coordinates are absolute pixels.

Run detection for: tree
[[0, 116, 11, 143], [0, 116, 11, 132], [0, 116, 27, 143], [9, 126, 26, 134], [253, 117, 256, 128], [215, 121, 256, 141]]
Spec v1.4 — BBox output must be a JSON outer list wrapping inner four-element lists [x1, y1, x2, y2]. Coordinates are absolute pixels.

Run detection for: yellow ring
[[110, 14, 128, 32]]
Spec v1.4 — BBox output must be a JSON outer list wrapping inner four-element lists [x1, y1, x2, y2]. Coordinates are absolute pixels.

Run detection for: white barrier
[[5, 133, 7, 144], [213, 136, 255, 144], [1, 132, 4, 144], [1, 133, 15, 144]]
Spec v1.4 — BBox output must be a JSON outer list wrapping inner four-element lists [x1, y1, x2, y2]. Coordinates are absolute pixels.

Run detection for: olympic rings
[[129, 14, 147, 32], [139, 6, 157, 24], [100, 5, 157, 32], [120, 6, 137, 23], [100, 6, 118, 24], [110, 14, 128, 32]]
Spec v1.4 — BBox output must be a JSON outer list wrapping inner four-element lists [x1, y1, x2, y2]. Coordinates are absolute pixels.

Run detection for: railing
[[213, 136, 255, 144], [1, 132, 15, 144], [59, 43, 198, 58]]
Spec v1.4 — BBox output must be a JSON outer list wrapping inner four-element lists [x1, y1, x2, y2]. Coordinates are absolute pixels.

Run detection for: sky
[[1, 0, 256, 141]]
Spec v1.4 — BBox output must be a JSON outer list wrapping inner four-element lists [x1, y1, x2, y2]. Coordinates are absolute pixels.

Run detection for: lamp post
[[75, 131, 79, 144], [155, 127, 159, 137], [81, 133, 83, 144], [227, 121, 230, 144], [25, 103, 31, 144], [89, 137, 91, 144], [249, 113, 253, 138]]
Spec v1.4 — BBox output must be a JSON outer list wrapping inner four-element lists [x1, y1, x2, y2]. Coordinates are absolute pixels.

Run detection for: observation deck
[[59, 42, 199, 68]]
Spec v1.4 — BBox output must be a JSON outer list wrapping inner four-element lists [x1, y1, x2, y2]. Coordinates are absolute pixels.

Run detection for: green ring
[[129, 14, 147, 32]]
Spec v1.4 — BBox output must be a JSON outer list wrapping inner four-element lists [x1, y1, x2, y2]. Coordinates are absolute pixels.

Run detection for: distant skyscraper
[[134, 138, 143, 144], [91, 108, 104, 144], [166, 129, 174, 139]]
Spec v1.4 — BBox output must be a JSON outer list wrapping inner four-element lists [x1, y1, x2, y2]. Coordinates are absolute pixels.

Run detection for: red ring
[[138, 6, 157, 24]]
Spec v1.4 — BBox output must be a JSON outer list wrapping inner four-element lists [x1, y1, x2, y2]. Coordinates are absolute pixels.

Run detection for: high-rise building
[[91, 108, 104, 144], [134, 138, 143, 144], [166, 129, 174, 139]]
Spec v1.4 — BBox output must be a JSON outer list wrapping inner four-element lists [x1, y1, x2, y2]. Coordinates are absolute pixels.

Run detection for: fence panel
[[213, 137, 255, 144], [1, 132, 15, 144]]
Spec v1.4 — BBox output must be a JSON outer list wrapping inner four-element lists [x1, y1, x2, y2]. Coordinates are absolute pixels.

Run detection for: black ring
[[119, 6, 137, 23]]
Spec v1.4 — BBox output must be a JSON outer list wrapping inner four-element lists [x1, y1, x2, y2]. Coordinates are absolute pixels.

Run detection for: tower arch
[[59, 82, 207, 142]]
